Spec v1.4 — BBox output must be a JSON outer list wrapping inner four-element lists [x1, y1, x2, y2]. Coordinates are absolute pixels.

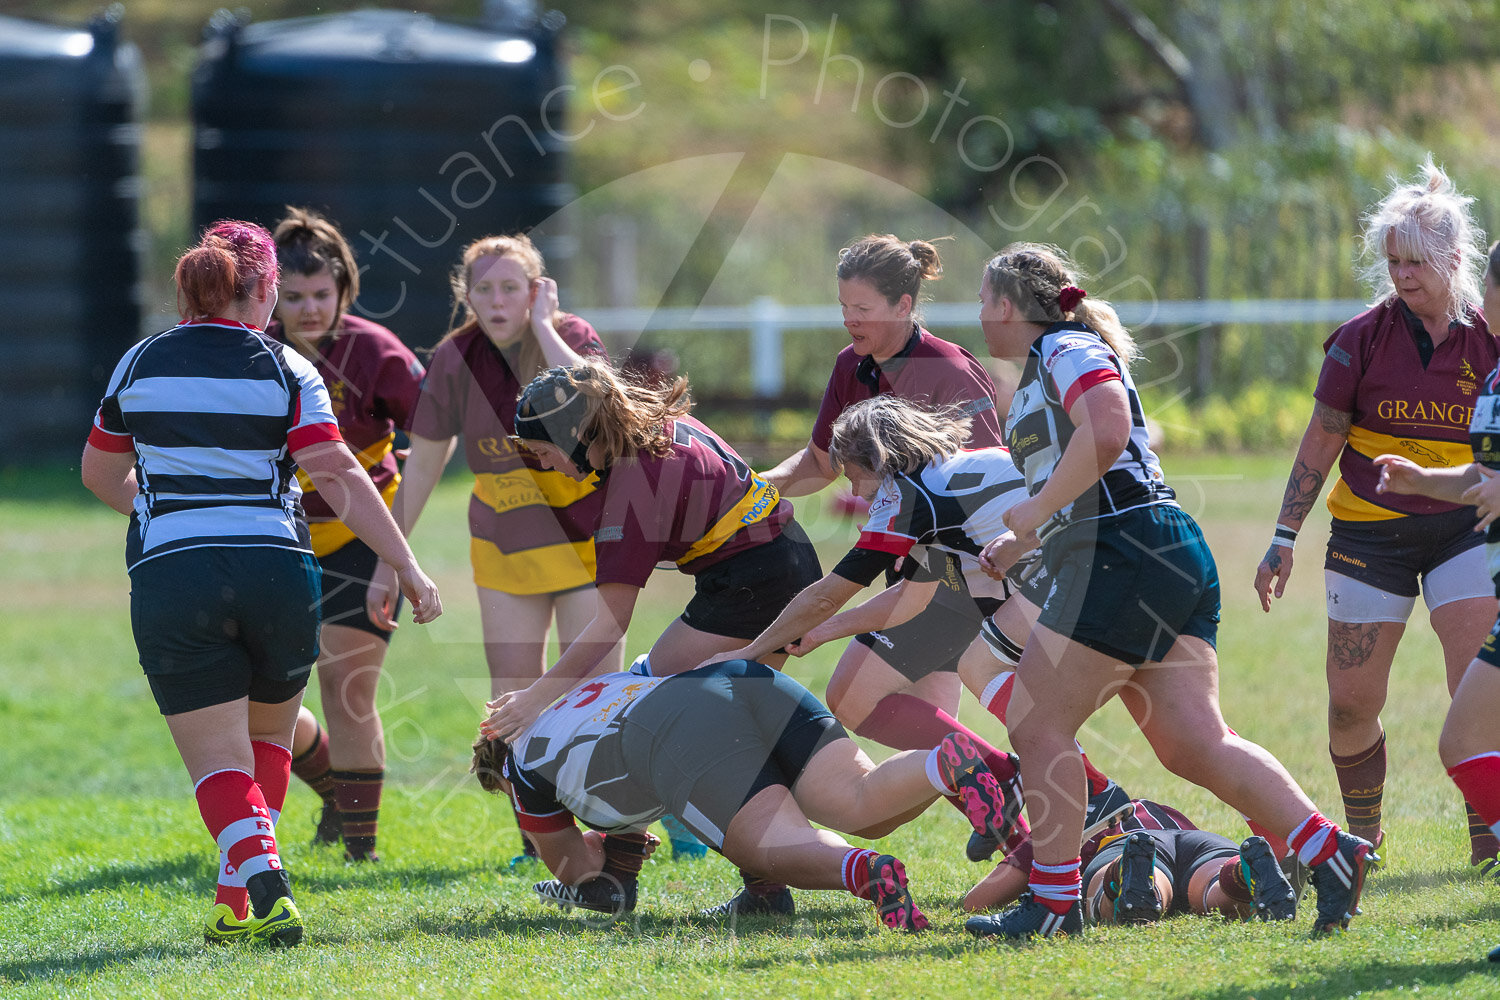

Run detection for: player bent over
[[471, 660, 1014, 931]]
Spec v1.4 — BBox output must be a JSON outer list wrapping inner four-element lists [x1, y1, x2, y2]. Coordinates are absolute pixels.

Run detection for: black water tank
[[192, 6, 573, 349], [0, 7, 145, 462]]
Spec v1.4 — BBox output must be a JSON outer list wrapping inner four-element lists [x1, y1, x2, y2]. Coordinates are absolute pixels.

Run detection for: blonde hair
[[982, 242, 1137, 367], [441, 233, 559, 383], [828, 396, 971, 480], [1359, 158, 1486, 323], [543, 358, 693, 466]]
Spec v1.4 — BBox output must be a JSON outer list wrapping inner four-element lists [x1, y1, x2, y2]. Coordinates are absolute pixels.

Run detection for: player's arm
[[1253, 400, 1349, 611], [483, 583, 640, 742], [789, 577, 942, 656], [529, 824, 606, 884], [761, 443, 837, 497], [81, 444, 138, 515], [714, 570, 867, 667]]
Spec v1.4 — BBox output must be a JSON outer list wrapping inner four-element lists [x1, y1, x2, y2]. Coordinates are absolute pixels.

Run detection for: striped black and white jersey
[[506, 671, 668, 834], [88, 319, 341, 571], [1006, 322, 1175, 540], [856, 447, 1029, 601]]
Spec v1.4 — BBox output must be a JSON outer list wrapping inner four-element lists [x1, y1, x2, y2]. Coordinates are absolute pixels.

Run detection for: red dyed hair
[[174, 220, 279, 319]]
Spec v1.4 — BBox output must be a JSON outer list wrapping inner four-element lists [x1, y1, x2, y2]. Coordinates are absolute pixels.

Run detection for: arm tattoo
[[1328, 621, 1381, 671], [1316, 401, 1353, 436], [1263, 548, 1282, 573], [1278, 459, 1325, 524]]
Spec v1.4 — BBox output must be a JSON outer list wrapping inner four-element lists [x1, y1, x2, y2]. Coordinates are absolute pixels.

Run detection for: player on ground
[[472, 660, 1015, 932]]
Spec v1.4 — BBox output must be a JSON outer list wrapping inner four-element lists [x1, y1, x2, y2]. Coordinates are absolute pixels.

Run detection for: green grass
[[6, 455, 1500, 999]]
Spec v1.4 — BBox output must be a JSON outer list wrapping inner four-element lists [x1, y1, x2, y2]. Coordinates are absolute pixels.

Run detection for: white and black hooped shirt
[[88, 319, 340, 571], [1006, 322, 1175, 540]]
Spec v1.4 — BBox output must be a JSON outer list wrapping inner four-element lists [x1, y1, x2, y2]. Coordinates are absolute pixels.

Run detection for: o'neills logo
[[1329, 550, 1368, 569]]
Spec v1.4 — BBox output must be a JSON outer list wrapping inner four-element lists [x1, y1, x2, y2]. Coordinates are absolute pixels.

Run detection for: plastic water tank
[[0, 6, 145, 461], [192, 6, 573, 348]]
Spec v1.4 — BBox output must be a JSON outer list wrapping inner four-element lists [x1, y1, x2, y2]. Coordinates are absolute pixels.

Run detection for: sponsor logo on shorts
[[596, 525, 625, 543], [867, 630, 894, 649], [1329, 550, 1368, 570]]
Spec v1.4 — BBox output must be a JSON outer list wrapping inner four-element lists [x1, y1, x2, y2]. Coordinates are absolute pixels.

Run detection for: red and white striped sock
[[252, 740, 292, 825], [1448, 752, 1500, 834], [1287, 812, 1340, 866], [1028, 857, 1082, 916], [979, 671, 1015, 723], [195, 768, 284, 909], [841, 848, 881, 900]]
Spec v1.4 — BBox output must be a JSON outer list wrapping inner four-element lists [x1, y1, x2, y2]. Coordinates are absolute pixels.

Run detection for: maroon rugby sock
[[1331, 732, 1386, 845]]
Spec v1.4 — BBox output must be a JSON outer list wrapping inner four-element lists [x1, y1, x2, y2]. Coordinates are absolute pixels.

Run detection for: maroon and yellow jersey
[[1315, 298, 1497, 520], [269, 314, 424, 557], [811, 326, 1003, 453], [411, 315, 609, 594], [593, 417, 791, 587]]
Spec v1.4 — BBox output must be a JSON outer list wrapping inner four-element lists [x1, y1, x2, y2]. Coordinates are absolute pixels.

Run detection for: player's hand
[[1001, 497, 1048, 547], [530, 277, 561, 332], [1252, 544, 1294, 613], [783, 625, 831, 658], [1373, 453, 1426, 496], [394, 561, 442, 624], [980, 530, 1035, 579], [365, 561, 401, 631], [1464, 465, 1500, 531], [481, 685, 548, 743], [695, 646, 751, 670]]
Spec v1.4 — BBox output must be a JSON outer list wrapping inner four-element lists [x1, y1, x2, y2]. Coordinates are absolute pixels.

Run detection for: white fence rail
[[580, 298, 1370, 397]]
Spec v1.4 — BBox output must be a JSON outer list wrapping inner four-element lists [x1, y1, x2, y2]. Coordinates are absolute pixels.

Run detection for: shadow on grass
[[0, 941, 207, 986], [17, 852, 214, 902], [1169, 959, 1497, 1000]]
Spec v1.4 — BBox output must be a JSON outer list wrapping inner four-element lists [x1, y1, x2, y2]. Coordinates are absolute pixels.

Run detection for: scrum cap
[[514, 366, 596, 474]]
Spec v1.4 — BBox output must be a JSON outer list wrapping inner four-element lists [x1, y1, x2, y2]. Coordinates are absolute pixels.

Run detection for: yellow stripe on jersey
[[1326, 478, 1402, 522], [472, 466, 597, 514], [298, 432, 397, 499], [675, 477, 781, 567], [308, 475, 401, 557], [472, 536, 596, 595], [1327, 426, 1471, 522], [1343, 425, 1470, 469]]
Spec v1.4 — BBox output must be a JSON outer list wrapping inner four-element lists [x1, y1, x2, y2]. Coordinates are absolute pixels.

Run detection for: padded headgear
[[515, 366, 596, 474]]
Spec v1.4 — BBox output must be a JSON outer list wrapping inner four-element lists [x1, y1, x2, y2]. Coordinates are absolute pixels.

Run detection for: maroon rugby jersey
[[811, 325, 1003, 452], [269, 314, 424, 555], [592, 416, 790, 587], [411, 315, 608, 557], [1315, 298, 1497, 520]]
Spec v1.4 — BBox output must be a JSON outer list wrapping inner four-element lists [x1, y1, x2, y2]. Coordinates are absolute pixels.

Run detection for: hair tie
[[1058, 285, 1087, 312]]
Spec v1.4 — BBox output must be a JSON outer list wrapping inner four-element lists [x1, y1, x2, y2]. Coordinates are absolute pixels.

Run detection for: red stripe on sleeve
[[515, 808, 578, 834], [856, 532, 915, 557], [87, 423, 135, 453], [287, 422, 343, 453], [1060, 368, 1121, 413]]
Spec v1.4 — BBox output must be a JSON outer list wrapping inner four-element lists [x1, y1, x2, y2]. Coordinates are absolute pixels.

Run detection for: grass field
[[5, 454, 1500, 999]]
